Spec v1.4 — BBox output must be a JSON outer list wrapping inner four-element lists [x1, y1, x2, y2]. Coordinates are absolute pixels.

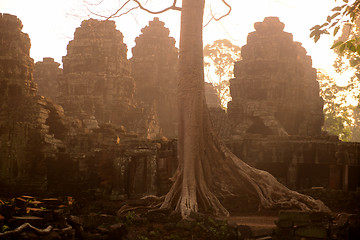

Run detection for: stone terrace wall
[[227, 136, 360, 191], [228, 17, 324, 139]]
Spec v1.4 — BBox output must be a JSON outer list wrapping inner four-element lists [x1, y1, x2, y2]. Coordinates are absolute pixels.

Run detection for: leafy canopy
[[318, 70, 354, 140], [310, 0, 360, 57], [204, 39, 241, 108]]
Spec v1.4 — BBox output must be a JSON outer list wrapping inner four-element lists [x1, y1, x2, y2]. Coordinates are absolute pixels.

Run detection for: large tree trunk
[[161, 0, 329, 218]]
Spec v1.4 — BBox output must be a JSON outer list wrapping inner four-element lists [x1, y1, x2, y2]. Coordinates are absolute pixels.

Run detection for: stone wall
[[57, 19, 146, 135], [228, 17, 324, 139], [0, 14, 67, 191], [1, 13, 359, 198], [34, 57, 62, 100], [224, 17, 359, 192], [0, 13, 36, 96], [44, 126, 177, 198], [227, 136, 360, 191], [0, 15, 170, 196]]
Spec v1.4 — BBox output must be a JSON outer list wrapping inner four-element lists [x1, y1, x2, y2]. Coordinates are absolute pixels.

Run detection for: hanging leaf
[[350, 59, 359, 67], [333, 26, 340, 36], [331, 6, 342, 11], [330, 19, 340, 28], [310, 30, 316, 38], [340, 44, 346, 53], [350, 44, 357, 52], [310, 25, 321, 31], [331, 41, 344, 49], [328, 12, 340, 22], [321, 22, 329, 28], [356, 45, 360, 55], [346, 40, 356, 49]]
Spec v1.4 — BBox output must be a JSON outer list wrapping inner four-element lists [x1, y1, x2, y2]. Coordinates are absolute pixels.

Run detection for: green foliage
[[204, 39, 241, 108], [318, 71, 354, 140], [195, 217, 233, 239], [164, 234, 182, 240], [323, 109, 352, 140], [137, 235, 149, 240], [2, 225, 9, 233], [125, 211, 135, 225], [311, 0, 360, 65], [350, 104, 360, 141]]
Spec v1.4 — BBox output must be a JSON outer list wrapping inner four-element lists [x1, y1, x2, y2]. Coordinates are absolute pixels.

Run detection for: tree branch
[[106, 0, 132, 19], [84, 0, 105, 6], [204, 0, 232, 27], [84, 0, 138, 19], [86, 0, 181, 20], [109, 6, 140, 19], [131, 0, 181, 14], [215, 0, 231, 21]]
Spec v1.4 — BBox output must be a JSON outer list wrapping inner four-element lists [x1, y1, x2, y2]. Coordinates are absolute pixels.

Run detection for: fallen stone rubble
[[1, 195, 360, 239], [273, 210, 360, 240], [0, 195, 238, 240]]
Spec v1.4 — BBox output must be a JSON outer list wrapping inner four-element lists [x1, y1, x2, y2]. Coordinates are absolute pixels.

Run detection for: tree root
[[117, 195, 165, 216], [218, 142, 331, 213], [0, 223, 73, 239], [159, 110, 331, 218]]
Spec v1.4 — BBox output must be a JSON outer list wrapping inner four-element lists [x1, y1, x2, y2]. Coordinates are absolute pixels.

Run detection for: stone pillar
[[328, 164, 342, 189], [287, 158, 298, 189], [343, 164, 349, 191]]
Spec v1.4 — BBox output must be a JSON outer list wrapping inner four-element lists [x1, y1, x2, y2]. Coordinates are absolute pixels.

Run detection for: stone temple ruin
[[0, 14, 176, 196], [228, 17, 324, 138], [0, 14, 359, 199], [34, 57, 62, 100], [58, 19, 147, 135], [0, 13, 51, 190], [226, 17, 359, 191], [131, 17, 178, 138]]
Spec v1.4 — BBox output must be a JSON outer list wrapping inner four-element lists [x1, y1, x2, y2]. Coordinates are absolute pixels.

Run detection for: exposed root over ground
[[118, 128, 330, 219], [159, 107, 330, 218]]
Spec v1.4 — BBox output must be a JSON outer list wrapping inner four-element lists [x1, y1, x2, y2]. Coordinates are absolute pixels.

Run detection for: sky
[[2, 0, 341, 79]]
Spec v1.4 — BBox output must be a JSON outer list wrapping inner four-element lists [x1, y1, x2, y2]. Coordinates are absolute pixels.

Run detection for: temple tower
[[58, 19, 137, 130], [34, 57, 62, 100], [131, 17, 178, 137], [0, 13, 36, 96], [228, 17, 324, 139], [0, 14, 62, 190]]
